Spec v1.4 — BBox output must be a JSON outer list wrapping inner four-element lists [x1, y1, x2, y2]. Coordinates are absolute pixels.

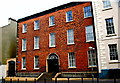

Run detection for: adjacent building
[[0, 18, 17, 79], [17, 2, 97, 77], [92, 0, 120, 78]]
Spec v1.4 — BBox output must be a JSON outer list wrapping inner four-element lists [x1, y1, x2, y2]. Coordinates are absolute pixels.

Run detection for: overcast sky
[[0, 0, 82, 27]]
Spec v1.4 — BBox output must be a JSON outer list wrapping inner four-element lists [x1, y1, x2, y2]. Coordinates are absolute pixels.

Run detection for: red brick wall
[[17, 2, 96, 73]]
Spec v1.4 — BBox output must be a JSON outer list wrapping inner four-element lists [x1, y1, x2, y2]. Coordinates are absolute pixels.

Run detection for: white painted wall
[[92, 0, 120, 73], [0, 65, 6, 79]]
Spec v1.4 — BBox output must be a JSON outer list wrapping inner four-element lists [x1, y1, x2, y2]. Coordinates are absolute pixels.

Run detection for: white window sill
[[67, 43, 75, 45], [68, 67, 76, 69], [106, 34, 117, 37], [34, 68, 39, 70], [34, 28, 40, 30], [22, 50, 27, 52], [22, 32, 27, 33], [49, 24, 55, 27], [21, 68, 26, 70], [34, 48, 39, 50], [66, 20, 73, 23], [109, 60, 119, 64], [88, 66, 97, 68], [86, 40, 94, 43], [49, 46, 56, 48], [84, 16, 92, 19]]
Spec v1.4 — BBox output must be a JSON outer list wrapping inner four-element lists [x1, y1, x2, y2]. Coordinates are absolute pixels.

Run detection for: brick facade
[[17, 2, 96, 73]]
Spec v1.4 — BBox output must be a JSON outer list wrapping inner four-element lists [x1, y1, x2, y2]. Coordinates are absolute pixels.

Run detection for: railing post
[[44, 78, 46, 83], [17, 79, 19, 83], [55, 78, 57, 83], [34, 79, 36, 83], [114, 75, 116, 83], [97, 75, 99, 83], [25, 79, 27, 83], [68, 77, 69, 83], [81, 77, 83, 83], [10, 79, 12, 83]]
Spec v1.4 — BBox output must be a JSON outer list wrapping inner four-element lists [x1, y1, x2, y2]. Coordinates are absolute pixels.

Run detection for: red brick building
[[17, 2, 97, 77]]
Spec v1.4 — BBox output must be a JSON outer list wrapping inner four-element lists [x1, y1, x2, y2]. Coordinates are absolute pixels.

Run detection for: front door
[[47, 54, 59, 73], [8, 61, 15, 76]]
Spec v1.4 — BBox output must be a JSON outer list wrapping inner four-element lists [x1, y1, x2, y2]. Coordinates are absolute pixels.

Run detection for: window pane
[[84, 6, 92, 18], [22, 57, 26, 69], [49, 16, 55, 26], [22, 24, 27, 33], [34, 56, 39, 68], [85, 25, 94, 41], [68, 52, 76, 67], [67, 29, 74, 44], [34, 36, 39, 49], [50, 33, 55, 47], [66, 11, 73, 22], [34, 20, 39, 30], [22, 39, 26, 51], [105, 18, 115, 35], [109, 44, 118, 60], [103, 0, 111, 8]]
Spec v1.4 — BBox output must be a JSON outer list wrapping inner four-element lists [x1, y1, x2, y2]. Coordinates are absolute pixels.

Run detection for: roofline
[[17, 2, 90, 23]]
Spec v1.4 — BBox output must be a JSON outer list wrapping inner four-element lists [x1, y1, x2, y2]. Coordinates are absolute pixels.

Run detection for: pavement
[[2, 79, 120, 83]]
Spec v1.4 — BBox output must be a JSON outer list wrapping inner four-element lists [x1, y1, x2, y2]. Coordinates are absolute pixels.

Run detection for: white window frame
[[103, 0, 111, 9], [108, 44, 118, 61], [34, 36, 39, 49], [67, 29, 74, 45], [49, 16, 55, 26], [22, 57, 26, 70], [105, 18, 115, 35], [88, 49, 97, 67], [68, 52, 76, 68], [34, 56, 39, 69], [49, 33, 55, 47], [85, 25, 94, 42], [66, 11, 73, 22], [84, 6, 92, 18], [34, 20, 40, 30], [22, 39, 27, 51], [22, 24, 27, 33]]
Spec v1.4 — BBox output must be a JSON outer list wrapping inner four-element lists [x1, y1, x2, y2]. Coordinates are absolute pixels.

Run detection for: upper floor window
[[103, 0, 111, 9], [67, 29, 74, 45], [88, 48, 97, 67], [34, 56, 39, 69], [85, 25, 94, 42], [66, 11, 73, 22], [22, 57, 26, 69], [34, 20, 39, 30], [84, 6, 92, 18], [68, 52, 76, 68], [22, 39, 27, 51], [49, 16, 55, 26], [22, 24, 27, 33], [49, 33, 55, 47], [108, 44, 118, 60], [34, 36, 39, 49], [105, 18, 115, 35]]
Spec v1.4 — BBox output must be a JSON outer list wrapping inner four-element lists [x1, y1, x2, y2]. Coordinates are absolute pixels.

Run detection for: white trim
[[66, 11, 73, 22], [22, 24, 27, 33], [49, 16, 55, 27], [67, 29, 74, 45], [83, 6, 92, 18], [22, 57, 26, 70], [34, 36, 40, 50], [34, 56, 39, 69], [22, 39, 26, 51], [34, 20, 40, 30], [68, 52, 76, 68], [49, 33, 56, 47]]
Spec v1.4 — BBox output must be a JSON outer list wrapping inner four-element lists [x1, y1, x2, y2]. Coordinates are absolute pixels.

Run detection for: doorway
[[8, 61, 15, 76], [47, 53, 59, 73]]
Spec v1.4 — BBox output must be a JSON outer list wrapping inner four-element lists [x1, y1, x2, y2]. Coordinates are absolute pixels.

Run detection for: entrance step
[[38, 72, 56, 81]]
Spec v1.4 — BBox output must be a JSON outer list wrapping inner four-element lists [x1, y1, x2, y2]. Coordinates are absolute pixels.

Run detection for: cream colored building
[[92, 0, 120, 78], [0, 18, 17, 79]]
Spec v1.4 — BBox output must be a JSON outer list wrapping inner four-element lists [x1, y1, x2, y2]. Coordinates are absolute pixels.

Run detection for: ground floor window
[[68, 52, 76, 68], [88, 49, 97, 67], [34, 56, 39, 69], [108, 44, 118, 60], [22, 57, 26, 69]]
